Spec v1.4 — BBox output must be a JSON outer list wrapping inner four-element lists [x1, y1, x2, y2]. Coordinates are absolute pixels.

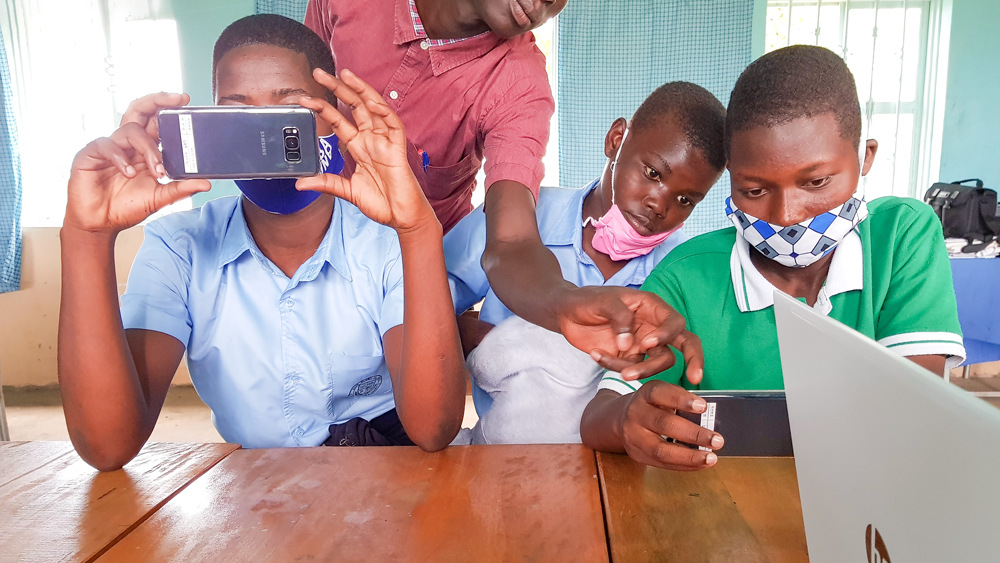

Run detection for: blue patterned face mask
[[235, 132, 344, 215], [726, 135, 869, 268], [725, 194, 868, 268]]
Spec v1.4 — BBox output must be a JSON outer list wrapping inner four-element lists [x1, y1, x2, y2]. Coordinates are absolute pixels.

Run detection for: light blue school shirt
[[443, 179, 688, 414], [120, 196, 404, 449]]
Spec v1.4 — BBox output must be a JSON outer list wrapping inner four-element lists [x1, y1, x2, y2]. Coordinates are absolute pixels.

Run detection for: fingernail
[[156, 164, 165, 176], [642, 336, 658, 348], [589, 351, 602, 362], [692, 398, 707, 412], [705, 452, 718, 466], [616, 332, 631, 350], [125, 165, 135, 175], [711, 435, 724, 449]]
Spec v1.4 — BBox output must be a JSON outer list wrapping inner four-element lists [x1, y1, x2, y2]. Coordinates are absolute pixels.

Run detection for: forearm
[[456, 314, 494, 357], [580, 390, 630, 453], [908, 354, 947, 376], [393, 221, 466, 450], [58, 227, 154, 469], [481, 182, 576, 332]]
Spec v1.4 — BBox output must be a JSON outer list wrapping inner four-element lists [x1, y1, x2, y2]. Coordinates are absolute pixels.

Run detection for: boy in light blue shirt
[[443, 82, 727, 441]]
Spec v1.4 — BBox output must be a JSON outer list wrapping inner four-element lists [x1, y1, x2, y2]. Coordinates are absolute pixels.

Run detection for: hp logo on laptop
[[865, 524, 891, 563]]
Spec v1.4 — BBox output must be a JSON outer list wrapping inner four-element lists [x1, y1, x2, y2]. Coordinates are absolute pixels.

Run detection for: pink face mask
[[585, 129, 683, 261]]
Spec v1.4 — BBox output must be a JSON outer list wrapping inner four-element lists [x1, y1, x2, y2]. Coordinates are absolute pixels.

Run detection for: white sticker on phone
[[698, 402, 717, 451], [178, 113, 198, 174]]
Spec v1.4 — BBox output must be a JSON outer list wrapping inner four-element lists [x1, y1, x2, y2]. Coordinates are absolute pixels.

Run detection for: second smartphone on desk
[[678, 390, 793, 457]]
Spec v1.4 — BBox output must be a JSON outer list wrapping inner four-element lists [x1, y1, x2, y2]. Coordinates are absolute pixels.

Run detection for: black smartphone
[[676, 390, 793, 457], [158, 106, 320, 180]]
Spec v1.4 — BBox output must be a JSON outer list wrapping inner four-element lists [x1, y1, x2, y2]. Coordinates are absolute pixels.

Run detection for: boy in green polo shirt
[[580, 45, 965, 471]]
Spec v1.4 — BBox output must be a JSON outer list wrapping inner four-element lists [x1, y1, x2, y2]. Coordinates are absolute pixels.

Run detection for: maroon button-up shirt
[[305, 0, 554, 232]]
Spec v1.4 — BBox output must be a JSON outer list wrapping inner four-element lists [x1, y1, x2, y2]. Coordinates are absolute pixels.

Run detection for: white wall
[[0, 227, 191, 387]]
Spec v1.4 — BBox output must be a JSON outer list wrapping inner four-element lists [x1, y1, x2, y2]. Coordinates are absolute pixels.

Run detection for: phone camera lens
[[286, 150, 301, 162], [284, 136, 299, 150]]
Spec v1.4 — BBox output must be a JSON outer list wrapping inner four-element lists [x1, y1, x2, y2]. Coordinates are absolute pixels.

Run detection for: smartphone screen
[[158, 106, 321, 180]]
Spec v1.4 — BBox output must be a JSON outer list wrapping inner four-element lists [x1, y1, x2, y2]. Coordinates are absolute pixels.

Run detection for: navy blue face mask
[[235, 133, 345, 215]]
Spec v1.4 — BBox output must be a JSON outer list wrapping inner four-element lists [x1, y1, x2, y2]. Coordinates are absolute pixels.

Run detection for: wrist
[[551, 284, 586, 323], [612, 393, 633, 448], [394, 211, 442, 241], [60, 223, 119, 253]]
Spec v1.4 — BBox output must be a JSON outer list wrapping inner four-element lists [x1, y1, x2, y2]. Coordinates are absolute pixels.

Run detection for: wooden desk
[[98, 444, 608, 563], [597, 453, 808, 563], [0, 441, 239, 563]]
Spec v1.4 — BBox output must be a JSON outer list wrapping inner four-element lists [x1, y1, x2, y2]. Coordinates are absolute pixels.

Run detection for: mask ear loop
[[857, 104, 869, 200], [585, 126, 630, 228], [609, 127, 629, 207]]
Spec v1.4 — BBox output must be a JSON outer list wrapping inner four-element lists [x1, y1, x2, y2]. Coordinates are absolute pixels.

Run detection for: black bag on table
[[923, 178, 1000, 252]]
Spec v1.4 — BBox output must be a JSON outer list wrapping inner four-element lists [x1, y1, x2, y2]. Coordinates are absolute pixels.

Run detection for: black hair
[[212, 14, 335, 95], [630, 82, 727, 172], [726, 44, 861, 154]]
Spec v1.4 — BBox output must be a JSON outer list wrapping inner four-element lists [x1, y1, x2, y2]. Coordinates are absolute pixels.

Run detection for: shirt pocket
[[327, 354, 389, 419], [406, 140, 480, 203]]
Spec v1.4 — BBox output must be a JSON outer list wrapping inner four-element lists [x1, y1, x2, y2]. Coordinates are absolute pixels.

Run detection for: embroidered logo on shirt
[[349, 375, 383, 396]]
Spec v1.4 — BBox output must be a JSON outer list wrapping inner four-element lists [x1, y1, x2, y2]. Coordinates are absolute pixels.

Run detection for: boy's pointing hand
[[560, 287, 703, 385]]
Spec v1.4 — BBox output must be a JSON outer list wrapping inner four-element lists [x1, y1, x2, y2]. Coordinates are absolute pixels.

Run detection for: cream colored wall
[[0, 227, 192, 387]]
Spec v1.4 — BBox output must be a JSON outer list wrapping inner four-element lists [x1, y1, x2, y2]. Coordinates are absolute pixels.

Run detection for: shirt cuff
[[120, 298, 192, 346], [596, 371, 640, 396], [877, 332, 967, 370], [484, 161, 542, 202]]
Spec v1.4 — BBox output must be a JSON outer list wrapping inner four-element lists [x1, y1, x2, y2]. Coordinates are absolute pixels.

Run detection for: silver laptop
[[774, 291, 1000, 563]]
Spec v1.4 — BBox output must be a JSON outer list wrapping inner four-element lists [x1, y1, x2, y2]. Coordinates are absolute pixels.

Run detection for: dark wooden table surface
[[0, 441, 239, 563], [597, 452, 809, 563], [96, 444, 609, 563]]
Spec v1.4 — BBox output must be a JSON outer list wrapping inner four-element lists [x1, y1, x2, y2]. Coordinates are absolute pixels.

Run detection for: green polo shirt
[[599, 197, 965, 394]]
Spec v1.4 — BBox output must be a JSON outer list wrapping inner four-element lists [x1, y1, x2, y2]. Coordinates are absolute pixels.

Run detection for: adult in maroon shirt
[[306, 0, 699, 378]]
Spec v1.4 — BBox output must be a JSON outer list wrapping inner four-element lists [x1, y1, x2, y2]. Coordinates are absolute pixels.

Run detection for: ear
[[861, 139, 879, 176], [603, 118, 628, 160]]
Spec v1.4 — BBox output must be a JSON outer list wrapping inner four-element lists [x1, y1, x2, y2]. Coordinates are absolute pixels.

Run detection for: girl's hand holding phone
[[296, 68, 439, 235], [65, 93, 209, 234]]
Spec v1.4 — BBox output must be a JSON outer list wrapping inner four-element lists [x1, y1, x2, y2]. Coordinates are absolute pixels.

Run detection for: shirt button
[[420, 40, 429, 50], [296, 428, 304, 436], [389, 90, 399, 100]]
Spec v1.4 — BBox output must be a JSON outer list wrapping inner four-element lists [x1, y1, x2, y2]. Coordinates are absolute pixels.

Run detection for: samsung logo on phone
[[259, 131, 267, 156]]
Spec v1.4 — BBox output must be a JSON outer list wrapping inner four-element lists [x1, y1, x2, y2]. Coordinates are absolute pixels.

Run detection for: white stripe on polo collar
[[730, 227, 864, 314]]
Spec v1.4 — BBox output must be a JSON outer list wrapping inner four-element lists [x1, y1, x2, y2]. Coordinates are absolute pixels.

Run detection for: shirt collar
[[538, 178, 598, 247], [730, 228, 864, 314], [394, 0, 503, 76], [217, 197, 353, 282]]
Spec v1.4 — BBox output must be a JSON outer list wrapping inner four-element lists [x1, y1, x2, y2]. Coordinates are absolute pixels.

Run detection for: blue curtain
[[557, 0, 754, 236], [0, 29, 21, 293], [256, 0, 308, 22]]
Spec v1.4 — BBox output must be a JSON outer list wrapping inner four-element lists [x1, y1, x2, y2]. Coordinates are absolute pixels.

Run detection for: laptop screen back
[[774, 291, 1000, 563]]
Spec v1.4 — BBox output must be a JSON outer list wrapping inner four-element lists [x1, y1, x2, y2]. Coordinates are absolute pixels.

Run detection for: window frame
[[765, 0, 951, 198]]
